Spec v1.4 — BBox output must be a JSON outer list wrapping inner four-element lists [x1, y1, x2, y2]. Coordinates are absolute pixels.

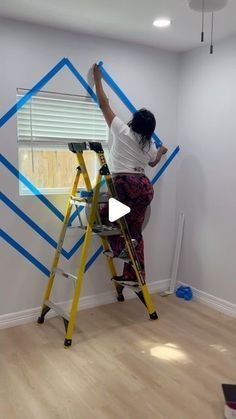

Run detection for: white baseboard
[[0, 278, 170, 330], [178, 281, 236, 319]]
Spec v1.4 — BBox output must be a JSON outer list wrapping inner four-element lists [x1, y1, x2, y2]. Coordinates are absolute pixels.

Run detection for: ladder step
[[68, 225, 121, 236], [70, 197, 87, 205], [103, 250, 130, 263], [71, 193, 110, 205], [54, 267, 77, 282], [92, 226, 121, 236], [45, 299, 70, 321], [67, 226, 99, 236], [67, 225, 83, 229], [111, 277, 139, 289]]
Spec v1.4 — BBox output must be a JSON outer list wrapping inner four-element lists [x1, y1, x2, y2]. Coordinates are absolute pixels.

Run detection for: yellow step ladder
[[37, 141, 158, 347]]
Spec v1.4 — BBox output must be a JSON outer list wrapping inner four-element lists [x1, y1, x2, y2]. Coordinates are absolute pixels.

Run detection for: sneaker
[[112, 276, 139, 288], [118, 239, 138, 259]]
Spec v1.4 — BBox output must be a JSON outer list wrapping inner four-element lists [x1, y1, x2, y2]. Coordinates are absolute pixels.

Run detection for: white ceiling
[[0, 0, 235, 51]]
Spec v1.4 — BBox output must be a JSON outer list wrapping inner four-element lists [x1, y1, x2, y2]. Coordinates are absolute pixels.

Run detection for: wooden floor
[[0, 294, 235, 419]]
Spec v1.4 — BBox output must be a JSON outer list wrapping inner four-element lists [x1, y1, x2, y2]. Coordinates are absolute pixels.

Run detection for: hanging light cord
[[201, 0, 205, 42], [210, 12, 214, 54]]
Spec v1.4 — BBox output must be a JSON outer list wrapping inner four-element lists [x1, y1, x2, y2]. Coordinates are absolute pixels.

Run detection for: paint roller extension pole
[[160, 212, 185, 296], [169, 212, 185, 293]]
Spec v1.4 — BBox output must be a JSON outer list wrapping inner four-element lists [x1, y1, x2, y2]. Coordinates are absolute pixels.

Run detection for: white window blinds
[[17, 90, 109, 145]]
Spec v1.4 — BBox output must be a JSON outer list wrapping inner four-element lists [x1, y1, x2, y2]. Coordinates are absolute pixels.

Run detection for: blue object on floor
[[176, 285, 193, 301]]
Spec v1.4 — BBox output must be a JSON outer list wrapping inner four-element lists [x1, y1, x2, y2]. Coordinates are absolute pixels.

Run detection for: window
[[17, 89, 109, 195]]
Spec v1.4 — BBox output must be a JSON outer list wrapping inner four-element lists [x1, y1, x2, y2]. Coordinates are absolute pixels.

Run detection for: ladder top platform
[[68, 141, 104, 154]]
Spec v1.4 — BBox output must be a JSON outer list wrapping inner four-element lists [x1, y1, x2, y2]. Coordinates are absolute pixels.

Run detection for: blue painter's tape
[[67, 235, 85, 259], [84, 146, 180, 267], [83, 146, 180, 267], [0, 57, 180, 278], [0, 58, 67, 128], [69, 204, 84, 226], [69, 210, 80, 225], [1, 147, 180, 271], [1, 153, 64, 221], [0, 153, 82, 226], [98, 62, 162, 146], [0, 58, 95, 224], [1, 191, 58, 250], [151, 145, 180, 185], [0, 228, 50, 277], [98, 62, 136, 113], [85, 245, 104, 272], [0, 191, 89, 260], [0, 146, 180, 277], [65, 59, 98, 103]]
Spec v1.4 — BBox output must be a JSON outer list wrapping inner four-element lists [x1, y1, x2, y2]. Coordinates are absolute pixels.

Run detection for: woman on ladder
[[93, 64, 167, 287]]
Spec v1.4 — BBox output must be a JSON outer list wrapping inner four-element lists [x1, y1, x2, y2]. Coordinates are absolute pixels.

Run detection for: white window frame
[[17, 89, 109, 195]]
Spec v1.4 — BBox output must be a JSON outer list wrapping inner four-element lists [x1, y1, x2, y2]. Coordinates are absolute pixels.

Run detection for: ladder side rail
[[39, 166, 82, 312], [77, 151, 94, 192], [99, 236, 124, 301], [65, 169, 103, 346], [97, 150, 145, 285], [96, 150, 157, 317], [88, 144, 125, 301]]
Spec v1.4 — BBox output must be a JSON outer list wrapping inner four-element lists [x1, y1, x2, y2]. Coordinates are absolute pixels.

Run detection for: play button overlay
[[108, 198, 131, 222]]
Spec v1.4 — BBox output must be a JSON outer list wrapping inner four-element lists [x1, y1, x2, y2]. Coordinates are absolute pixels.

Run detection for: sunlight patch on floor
[[150, 342, 190, 363], [209, 344, 228, 353]]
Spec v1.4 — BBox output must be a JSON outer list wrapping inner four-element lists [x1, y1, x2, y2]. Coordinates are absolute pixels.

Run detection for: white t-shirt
[[109, 116, 157, 174]]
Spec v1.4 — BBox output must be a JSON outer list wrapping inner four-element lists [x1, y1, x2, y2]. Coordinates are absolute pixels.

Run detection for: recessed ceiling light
[[153, 18, 171, 28]]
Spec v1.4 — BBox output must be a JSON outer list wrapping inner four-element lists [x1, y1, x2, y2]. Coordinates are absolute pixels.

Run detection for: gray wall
[[177, 36, 236, 303], [0, 19, 179, 315]]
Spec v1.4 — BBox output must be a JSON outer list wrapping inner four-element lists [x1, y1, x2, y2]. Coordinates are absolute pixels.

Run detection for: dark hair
[[128, 108, 156, 150]]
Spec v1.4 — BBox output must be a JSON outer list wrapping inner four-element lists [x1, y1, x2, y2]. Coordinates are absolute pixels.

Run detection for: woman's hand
[[93, 64, 102, 83], [160, 145, 168, 155], [149, 145, 168, 167], [92, 63, 115, 127]]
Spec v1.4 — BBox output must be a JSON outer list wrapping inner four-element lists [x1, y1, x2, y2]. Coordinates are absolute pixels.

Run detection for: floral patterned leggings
[[100, 174, 154, 281]]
